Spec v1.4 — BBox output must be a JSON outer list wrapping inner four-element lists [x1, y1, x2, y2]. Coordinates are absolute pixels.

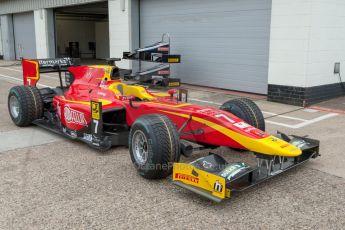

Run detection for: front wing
[[173, 134, 320, 202]]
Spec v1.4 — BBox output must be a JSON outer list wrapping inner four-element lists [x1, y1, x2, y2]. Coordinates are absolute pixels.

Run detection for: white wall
[[305, 0, 345, 87], [0, 23, 3, 56], [268, 0, 311, 87], [34, 9, 55, 58], [95, 22, 109, 59], [56, 19, 96, 58], [268, 0, 345, 88], [108, 0, 139, 68], [0, 15, 15, 60]]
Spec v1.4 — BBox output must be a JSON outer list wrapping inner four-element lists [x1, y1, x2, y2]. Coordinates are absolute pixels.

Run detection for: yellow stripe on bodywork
[[60, 97, 112, 106], [161, 110, 302, 157], [151, 92, 170, 97], [147, 102, 190, 108]]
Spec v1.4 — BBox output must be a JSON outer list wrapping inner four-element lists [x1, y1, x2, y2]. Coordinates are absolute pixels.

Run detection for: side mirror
[[168, 89, 177, 98], [65, 72, 75, 86]]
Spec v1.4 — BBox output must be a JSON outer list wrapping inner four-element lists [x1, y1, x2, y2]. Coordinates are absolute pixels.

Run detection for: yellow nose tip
[[250, 136, 302, 157]]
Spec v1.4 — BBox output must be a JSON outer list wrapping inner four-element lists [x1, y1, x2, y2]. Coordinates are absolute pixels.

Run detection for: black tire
[[220, 98, 265, 131], [8, 85, 43, 127], [129, 114, 180, 179]]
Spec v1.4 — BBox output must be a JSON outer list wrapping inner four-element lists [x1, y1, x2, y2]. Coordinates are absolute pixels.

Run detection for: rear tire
[[8, 85, 43, 127], [220, 98, 265, 131], [129, 114, 180, 179]]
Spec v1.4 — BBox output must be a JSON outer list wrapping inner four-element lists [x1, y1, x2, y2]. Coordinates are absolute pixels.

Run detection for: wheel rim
[[132, 130, 149, 166], [9, 95, 20, 118]]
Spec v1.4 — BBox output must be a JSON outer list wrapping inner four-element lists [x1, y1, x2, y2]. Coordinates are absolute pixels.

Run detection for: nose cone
[[249, 135, 302, 157]]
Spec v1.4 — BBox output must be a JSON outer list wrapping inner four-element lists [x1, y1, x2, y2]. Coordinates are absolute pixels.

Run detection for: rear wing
[[120, 33, 181, 87], [122, 34, 181, 64], [22, 58, 80, 86]]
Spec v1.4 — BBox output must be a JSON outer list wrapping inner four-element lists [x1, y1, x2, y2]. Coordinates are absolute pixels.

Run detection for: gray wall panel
[[140, 0, 272, 94], [13, 12, 36, 59], [0, 0, 105, 15], [0, 15, 15, 60]]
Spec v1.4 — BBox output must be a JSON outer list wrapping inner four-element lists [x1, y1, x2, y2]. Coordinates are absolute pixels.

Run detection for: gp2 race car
[[8, 58, 320, 202]]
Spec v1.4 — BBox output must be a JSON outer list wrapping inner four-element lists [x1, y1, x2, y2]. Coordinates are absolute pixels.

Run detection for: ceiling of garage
[[55, 1, 108, 21]]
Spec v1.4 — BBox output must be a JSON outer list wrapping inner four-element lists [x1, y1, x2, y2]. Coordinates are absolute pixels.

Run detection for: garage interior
[[55, 1, 109, 63]]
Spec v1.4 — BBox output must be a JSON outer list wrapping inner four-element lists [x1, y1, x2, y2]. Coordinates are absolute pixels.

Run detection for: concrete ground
[[311, 96, 345, 114], [0, 63, 345, 229]]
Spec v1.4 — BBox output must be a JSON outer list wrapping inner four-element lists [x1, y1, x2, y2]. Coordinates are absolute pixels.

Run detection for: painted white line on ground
[[261, 111, 307, 121], [189, 97, 222, 105], [189, 97, 306, 122], [303, 108, 318, 113], [265, 120, 296, 128], [189, 97, 338, 129], [0, 73, 51, 88], [267, 113, 338, 129], [293, 113, 338, 128], [0, 67, 58, 80]]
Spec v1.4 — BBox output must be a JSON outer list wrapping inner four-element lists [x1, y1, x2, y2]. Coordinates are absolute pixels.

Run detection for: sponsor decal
[[38, 58, 73, 67], [244, 127, 256, 133], [271, 137, 278, 142], [70, 130, 77, 138], [214, 181, 223, 192], [158, 70, 170, 75], [157, 47, 169, 52], [215, 113, 235, 124], [202, 161, 213, 169], [291, 139, 308, 148], [175, 173, 199, 184], [280, 143, 290, 148], [234, 122, 251, 129], [64, 106, 87, 126], [119, 95, 135, 101], [168, 81, 180, 87], [220, 162, 250, 181], [168, 58, 180, 63], [83, 133, 93, 142], [97, 92, 106, 97], [253, 130, 266, 137], [91, 102, 101, 120]]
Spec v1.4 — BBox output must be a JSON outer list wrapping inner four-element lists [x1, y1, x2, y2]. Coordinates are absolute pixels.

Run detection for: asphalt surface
[[0, 64, 345, 229]]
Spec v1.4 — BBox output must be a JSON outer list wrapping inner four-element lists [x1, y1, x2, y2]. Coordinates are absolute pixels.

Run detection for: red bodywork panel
[[46, 65, 268, 149], [20, 59, 305, 157]]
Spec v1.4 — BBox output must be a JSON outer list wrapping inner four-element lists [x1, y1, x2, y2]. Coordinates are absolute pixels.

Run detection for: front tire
[[8, 85, 43, 127], [129, 114, 180, 179], [220, 98, 265, 131]]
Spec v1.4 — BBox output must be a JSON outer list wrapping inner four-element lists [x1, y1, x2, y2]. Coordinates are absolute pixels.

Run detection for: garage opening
[[55, 1, 109, 64]]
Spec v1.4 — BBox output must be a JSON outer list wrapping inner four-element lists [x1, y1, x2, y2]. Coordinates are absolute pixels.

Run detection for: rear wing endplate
[[22, 57, 80, 86]]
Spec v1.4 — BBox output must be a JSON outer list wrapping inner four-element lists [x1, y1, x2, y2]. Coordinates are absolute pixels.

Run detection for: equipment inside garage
[[55, 1, 109, 61], [140, 0, 272, 94]]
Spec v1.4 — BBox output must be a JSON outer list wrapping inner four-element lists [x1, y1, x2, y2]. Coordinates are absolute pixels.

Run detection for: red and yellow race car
[[8, 58, 320, 202]]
